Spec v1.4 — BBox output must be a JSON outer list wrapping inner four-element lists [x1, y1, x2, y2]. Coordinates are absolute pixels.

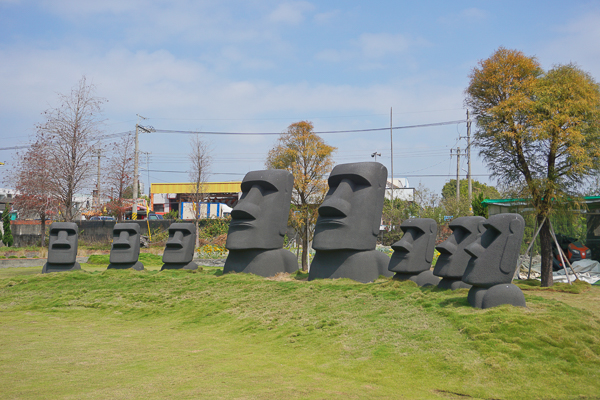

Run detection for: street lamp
[[371, 151, 381, 161]]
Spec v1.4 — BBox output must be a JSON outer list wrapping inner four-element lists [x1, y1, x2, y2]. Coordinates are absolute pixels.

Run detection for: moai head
[[109, 223, 140, 264], [434, 216, 486, 278], [226, 170, 293, 250], [312, 162, 387, 251], [389, 218, 437, 273], [163, 223, 196, 264], [462, 213, 525, 287], [47, 222, 78, 264]]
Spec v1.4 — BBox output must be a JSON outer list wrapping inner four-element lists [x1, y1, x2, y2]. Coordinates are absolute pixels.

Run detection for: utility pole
[[455, 147, 460, 203], [95, 149, 101, 208], [371, 151, 381, 162], [141, 151, 152, 197], [134, 115, 153, 220], [467, 109, 472, 205], [390, 107, 394, 221]]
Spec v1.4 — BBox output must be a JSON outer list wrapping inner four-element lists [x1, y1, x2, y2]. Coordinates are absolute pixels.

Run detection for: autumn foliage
[[266, 121, 336, 271], [465, 47, 600, 286]]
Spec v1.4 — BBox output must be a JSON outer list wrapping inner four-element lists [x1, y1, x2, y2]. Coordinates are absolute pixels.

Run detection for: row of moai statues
[[43, 222, 199, 272], [223, 162, 526, 309]]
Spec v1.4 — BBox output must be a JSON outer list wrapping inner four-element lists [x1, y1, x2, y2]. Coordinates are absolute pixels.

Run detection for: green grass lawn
[[1, 264, 599, 399]]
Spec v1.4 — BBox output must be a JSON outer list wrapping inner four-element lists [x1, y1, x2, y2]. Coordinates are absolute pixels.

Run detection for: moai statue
[[107, 223, 144, 270], [224, 170, 298, 277], [161, 223, 198, 270], [308, 162, 393, 283], [462, 213, 526, 309], [434, 216, 486, 290], [388, 218, 440, 286], [43, 222, 81, 273]]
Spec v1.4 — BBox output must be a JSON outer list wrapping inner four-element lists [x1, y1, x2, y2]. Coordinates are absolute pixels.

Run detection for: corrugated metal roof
[[482, 196, 600, 207], [150, 182, 242, 194]]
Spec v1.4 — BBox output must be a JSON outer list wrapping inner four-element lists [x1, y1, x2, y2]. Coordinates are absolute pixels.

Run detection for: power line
[[149, 120, 465, 136]]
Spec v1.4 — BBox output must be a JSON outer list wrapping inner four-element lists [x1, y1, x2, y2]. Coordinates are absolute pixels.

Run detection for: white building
[[386, 178, 414, 202]]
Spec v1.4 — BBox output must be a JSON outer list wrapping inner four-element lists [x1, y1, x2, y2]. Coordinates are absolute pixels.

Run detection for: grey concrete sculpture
[[107, 223, 144, 270], [434, 216, 486, 290], [42, 222, 81, 273], [308, 162, 393, 283], [161, 223, 198, 270], [224, 170, 298, 277], [388, 218, 440, 286], [462, 213, 526, 309]]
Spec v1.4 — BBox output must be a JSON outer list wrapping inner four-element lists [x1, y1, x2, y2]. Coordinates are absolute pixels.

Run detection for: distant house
[[386, 178, 414, 202]]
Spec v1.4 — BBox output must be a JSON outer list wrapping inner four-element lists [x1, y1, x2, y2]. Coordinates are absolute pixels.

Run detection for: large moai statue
[[223, 170, 298, 277], [161, 223, 198, 270], [434, 216, 486, 290], [308, 162, 393, 283], [43, 222, 81, 273], [107, 223, 144, 270], [462, 213, 526, 309], [388, 218, 440, 286]]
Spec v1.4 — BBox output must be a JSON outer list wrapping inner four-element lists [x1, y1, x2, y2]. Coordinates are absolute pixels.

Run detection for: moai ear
[[425, 221, 437, 264], [499, 218, 525, 274]]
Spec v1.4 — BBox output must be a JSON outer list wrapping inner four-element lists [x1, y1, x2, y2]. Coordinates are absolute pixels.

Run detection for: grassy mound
[[1, 270, 599, 399]]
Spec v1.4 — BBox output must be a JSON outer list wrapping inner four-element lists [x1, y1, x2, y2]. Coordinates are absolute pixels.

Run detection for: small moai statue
[[462, 213, 526, 309], [224, 170, 298, 277], [161, 223, 198, 270], [388, 218, 440, 286], [308, 162, 393, 283], [434, 216, 486, 290], [107, 223, 144, 270], [43, 222, 81, 273]]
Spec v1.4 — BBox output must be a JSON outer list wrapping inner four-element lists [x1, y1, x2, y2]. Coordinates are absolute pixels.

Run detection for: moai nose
[[436, 240, 456, 255], [392, 239, 413, 253], [465, 241, 484, 258], [52, 231, 71, 249], [167, 231, 184, 249]]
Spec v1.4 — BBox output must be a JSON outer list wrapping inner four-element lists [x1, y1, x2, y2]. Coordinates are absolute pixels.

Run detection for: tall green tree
[[266, 121, 336, 271], [465, 47, 600, 286], [2, 204, 13, 247]]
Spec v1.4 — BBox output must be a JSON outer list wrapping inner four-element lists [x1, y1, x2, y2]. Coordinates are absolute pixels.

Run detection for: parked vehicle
[[89, 216, 116, 221]]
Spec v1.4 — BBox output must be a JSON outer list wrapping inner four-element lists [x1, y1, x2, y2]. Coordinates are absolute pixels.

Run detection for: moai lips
[[161, 223, 198, 270], [462, 213, 527, 309], [388, 218, 440, 286], [434, 216, 486, 290], [43, 222, 81, 273], [107, 223, 143, 270], [308, 162, 392, 283], [224, 170, 298, 277]]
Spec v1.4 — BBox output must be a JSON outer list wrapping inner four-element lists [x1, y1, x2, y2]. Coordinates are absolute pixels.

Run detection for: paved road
[[0, 257, 89, 268]]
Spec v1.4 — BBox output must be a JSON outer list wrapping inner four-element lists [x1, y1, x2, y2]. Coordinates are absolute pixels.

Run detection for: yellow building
[[150, 182, 242, 217]]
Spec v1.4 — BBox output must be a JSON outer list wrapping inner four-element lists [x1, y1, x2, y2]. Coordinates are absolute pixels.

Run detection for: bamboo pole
[[526, 217, 546, 279], [549, 220, 581, 281]]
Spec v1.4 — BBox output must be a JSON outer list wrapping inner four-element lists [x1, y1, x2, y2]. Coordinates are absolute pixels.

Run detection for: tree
[[266, 121, 336, 271], [465, 47, 600, 286], [188, 134, 212, 248], [36, 76, 106, 221], [105, 134, 135, 221], [2, 204, 13, 247], [12, 139, 58, 245], [441, 179, 501, 218]]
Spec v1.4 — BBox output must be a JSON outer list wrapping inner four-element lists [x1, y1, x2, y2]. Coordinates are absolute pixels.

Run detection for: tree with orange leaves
[[466, 47, 600, 286], [266, 121, 336, 271]]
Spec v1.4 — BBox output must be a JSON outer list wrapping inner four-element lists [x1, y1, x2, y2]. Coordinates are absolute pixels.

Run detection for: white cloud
[[314, 9, 340, 24], [539, 11, 600, 79], [356, 33, 411, 59], [438, 7, 489, 25], [268, 1, 315, 25]]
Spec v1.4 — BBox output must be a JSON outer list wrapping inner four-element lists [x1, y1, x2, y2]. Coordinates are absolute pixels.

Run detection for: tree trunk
[[40, 215, 46, 247], [301, 228, 308, 271], [538, 214, 554, 287]]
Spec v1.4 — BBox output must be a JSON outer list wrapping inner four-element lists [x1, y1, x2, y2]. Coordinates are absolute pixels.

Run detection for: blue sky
[[1, 0, 600, 195]]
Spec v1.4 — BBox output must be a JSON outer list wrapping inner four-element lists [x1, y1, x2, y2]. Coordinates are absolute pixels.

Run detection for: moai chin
[[308, 162, 393, 283], [434, 216, 486, 290], [161, 223, 198, 270], [223, 170, 298, 277], [462, 213, 526, 309], [43, 222, 81, 273], [388, 218, 440, 286], [107, 223, 144, 270]]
